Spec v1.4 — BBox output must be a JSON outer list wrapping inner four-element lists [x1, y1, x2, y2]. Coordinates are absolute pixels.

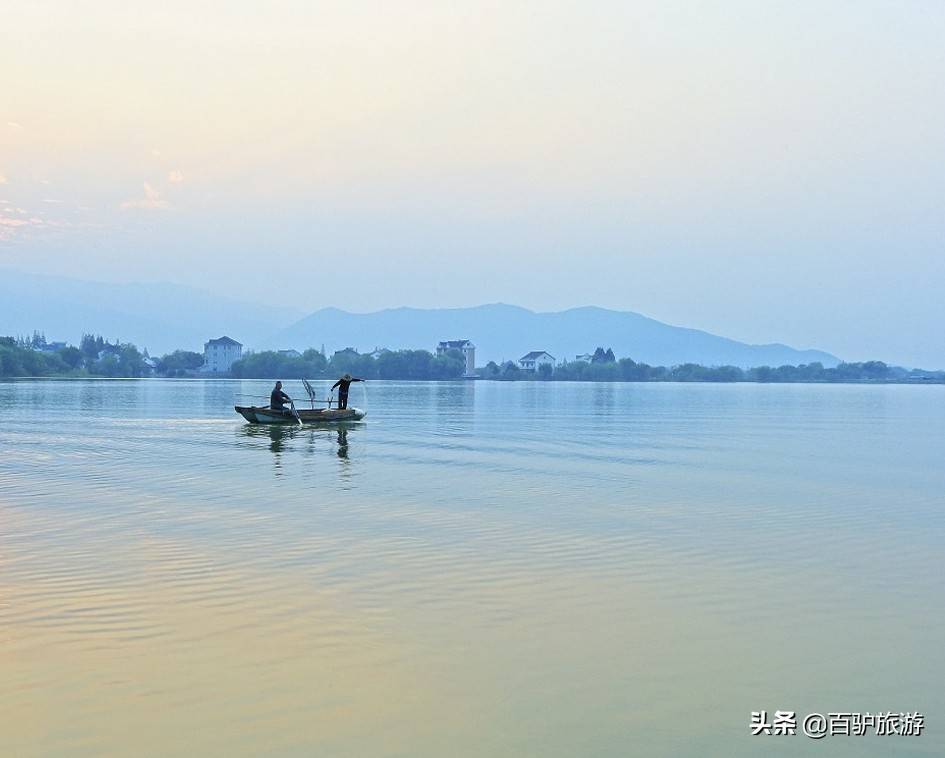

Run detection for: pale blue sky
[[1, 1, 943, 366]]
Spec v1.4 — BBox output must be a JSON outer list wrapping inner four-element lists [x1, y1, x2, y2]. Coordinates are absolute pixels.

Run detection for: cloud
[[0, 216, 46, 242], [167, 169, 184, 184], [121, 182, 170, 210]]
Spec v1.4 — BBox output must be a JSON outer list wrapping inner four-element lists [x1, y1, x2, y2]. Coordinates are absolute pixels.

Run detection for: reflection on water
[[1, 379, 943, 757], [337, 427, 349, 459], [237, 422, 361, 472]]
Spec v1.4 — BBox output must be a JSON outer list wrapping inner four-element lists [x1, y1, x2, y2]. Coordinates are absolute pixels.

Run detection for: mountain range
[[2, 271, 840, 367], [274, 304, 839, 368], [0, 270, 304, 355]]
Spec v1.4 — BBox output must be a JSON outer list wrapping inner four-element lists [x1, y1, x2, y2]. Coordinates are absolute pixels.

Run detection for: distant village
[[2, 331, 942, 383], [198, 336, 560, 379], [176, 336, 564, 379], [2, 331, 554, 379], [1, 331, 562, 379], [198, 337, 607, 378]]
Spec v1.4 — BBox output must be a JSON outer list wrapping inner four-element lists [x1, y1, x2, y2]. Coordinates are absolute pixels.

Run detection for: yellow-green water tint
[[1, 379, 943, 756]]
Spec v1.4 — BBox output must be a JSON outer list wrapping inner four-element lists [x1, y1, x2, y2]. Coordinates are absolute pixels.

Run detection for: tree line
[[0, 334, 206, 378], [2, 334, 941, 383], [0, 334, 150, 377], [482, 351, 942, 383], [229, 348, 466, 380], [0, 335, 469, 380]]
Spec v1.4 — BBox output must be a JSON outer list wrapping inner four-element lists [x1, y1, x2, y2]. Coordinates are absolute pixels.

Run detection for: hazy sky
[[1, 1, 943, 366]]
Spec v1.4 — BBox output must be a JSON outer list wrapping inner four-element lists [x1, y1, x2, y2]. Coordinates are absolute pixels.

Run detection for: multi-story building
[[203, 336, 242, 374], [436, 340, 477, 378]]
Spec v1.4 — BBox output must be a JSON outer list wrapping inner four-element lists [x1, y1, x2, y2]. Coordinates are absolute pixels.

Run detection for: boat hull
[[235, 406, 366, 424]]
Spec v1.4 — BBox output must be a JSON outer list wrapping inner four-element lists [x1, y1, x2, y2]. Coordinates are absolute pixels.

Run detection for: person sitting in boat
[[331, 373, 364, 410], [270, 381, 292, 412]]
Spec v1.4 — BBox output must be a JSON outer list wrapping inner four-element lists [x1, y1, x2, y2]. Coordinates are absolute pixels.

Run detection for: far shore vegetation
[[2, 333, 942, 384]]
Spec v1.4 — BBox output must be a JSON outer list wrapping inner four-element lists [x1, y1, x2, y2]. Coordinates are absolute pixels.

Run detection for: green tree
[[80, 334, 105, 362], [232, 349, 342, 380], [301, 348, 328, 373], [0, 343, 25, 376], [861, 361, 890, 380], [96, 353, 121, 377], [585, 361, 620, 381], [618, 358, 643, 381], [430, 352, 465, 379], [554, 361, 586, 381], [589, 347, 616, 364], [376, 350, 436, 379], [58, 346, 84, 370], [329, 350, 377, 378], [157, 350, 204, 375], [751, 366, 775, 382], [500, 361, 520, 380]]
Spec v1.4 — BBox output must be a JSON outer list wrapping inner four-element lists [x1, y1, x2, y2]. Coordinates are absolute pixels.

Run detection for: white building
[[574, 353, 593, 363], [519, 351, 555, 372], [38, 341, 68, 353], [436, 340, 477, 378], [278, 349, 302, 359], [203, 336, 242, 374]]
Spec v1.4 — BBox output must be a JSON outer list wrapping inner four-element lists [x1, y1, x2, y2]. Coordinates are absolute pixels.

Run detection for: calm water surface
[[1, 379, 943, 756]]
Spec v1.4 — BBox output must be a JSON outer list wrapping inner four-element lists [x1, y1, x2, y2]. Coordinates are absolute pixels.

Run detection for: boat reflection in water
[[236, 422, 359, 473]]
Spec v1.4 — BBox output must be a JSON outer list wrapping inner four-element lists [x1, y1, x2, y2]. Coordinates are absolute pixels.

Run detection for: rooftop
[[206, 336, 242, 347]]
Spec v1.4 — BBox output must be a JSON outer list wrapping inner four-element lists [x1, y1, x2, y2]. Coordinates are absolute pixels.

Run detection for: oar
[[289, 399, 303, 426]]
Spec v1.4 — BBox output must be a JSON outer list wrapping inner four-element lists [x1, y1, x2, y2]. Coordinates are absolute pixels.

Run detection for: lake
[[1, 379, 943, 756]]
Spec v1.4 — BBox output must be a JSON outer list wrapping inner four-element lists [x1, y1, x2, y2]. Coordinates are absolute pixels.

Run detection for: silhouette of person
[[270, 381, 291, 411], [331, 373, 363, 410]]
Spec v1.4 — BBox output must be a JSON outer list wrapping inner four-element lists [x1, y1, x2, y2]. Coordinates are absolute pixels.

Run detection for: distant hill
[[0, 270, 304, 355], [271, 304, 840, 368], [1, 273, 841, 367]]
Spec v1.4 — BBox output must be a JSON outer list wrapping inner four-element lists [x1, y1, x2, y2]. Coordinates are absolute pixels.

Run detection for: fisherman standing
[[331, 373, 364, 410], [270, 381, 292, 412]]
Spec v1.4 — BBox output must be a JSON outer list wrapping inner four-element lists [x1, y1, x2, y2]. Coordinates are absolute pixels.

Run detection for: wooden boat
[[235, 405, 366, 424]]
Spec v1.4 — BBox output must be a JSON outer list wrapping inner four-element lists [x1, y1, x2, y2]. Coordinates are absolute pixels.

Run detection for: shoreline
[[3, 375, 943, 385]]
